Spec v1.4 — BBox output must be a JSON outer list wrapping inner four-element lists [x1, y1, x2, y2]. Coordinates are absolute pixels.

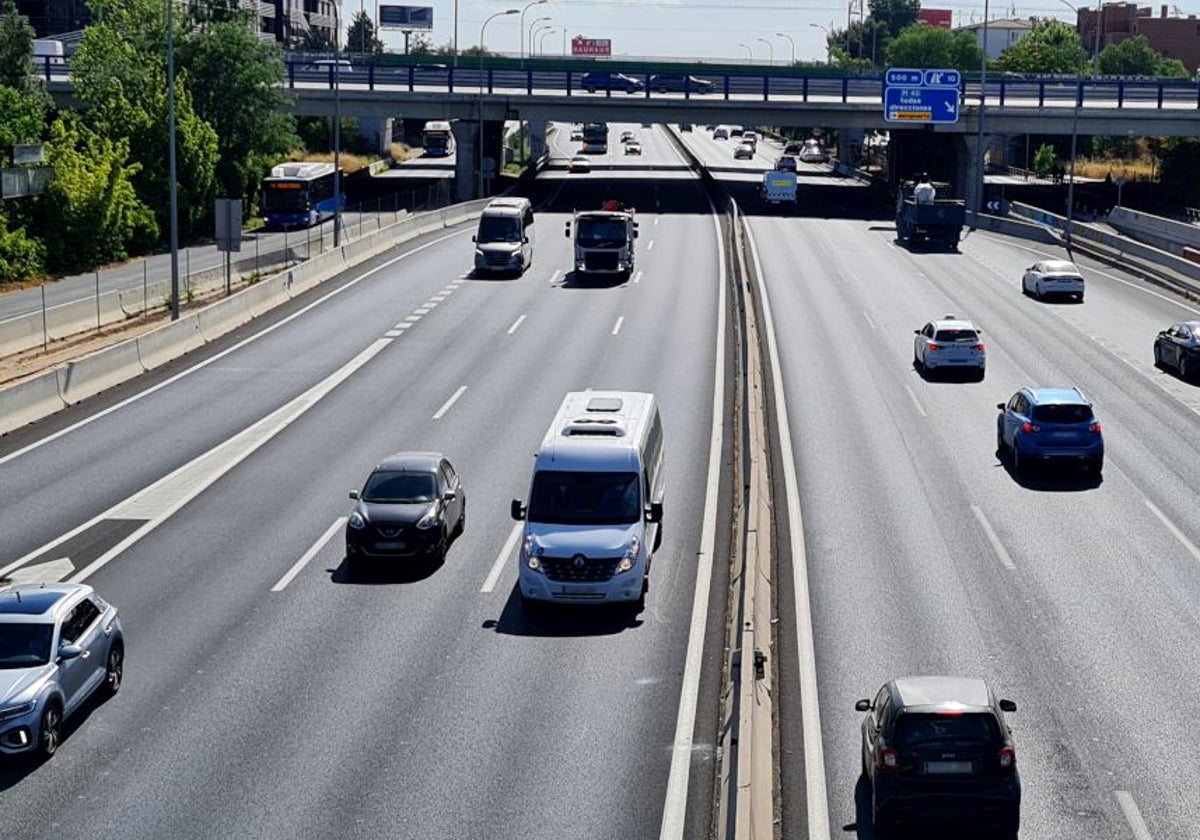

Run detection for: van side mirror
[[854, 699, 871, 712], [349, 490, 360, 500], [645, 501, 663, 523], [913, 329, 921, 335], [564, 223, 571, 238], [471, 235, 476, 243], [999, 699, 1017, 712], [511, 499, 526, 521], [996, 403, 1005, 411]]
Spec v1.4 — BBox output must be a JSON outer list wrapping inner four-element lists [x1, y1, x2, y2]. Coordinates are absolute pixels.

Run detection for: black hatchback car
[[1153, 320, 1200, 381], [578, 72, 644, 93], [856, 676, 1020, 839], [345, 452, 465, 565], [648, 73, 715, 94]]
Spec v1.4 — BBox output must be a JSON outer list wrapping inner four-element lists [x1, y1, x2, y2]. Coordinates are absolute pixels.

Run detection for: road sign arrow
[[945, 101, 957, 114], [5, 557, 75, 584]]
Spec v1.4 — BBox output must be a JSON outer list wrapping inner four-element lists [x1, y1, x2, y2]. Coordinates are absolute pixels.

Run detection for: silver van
[[473, 197, 534, 277], [510, 391, 664, 608]]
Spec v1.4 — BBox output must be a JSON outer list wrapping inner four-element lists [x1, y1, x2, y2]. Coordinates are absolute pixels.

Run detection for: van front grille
[[541, 556, 621, 582]]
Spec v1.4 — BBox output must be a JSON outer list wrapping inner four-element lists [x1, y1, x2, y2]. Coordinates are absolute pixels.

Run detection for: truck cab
[[565, 204, 638, 280]]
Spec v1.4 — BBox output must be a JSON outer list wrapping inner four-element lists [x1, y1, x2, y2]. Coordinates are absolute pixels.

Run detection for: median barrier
[[0, 370, 66, 436], [135, 314, 204, 370], [57, 336, 145, 405], [244, 272, 292, 317], [197, 293, 255, 342], [0, 309, 46, 358], [966, 211, 1061, 246], [1107, 206, 1200, 257]]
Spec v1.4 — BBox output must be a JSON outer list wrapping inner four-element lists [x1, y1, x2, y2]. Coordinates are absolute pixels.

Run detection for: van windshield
[[477, 216, 521, 243], [528, 471, 641, 525]]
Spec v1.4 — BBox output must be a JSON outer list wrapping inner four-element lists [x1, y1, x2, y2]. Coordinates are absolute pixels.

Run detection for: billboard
[[571, 36, 612, 57], [379, 5, 433, 30], [917, 9, 953, 28]]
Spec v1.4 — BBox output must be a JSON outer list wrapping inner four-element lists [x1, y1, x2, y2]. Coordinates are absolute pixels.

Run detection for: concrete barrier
[[135, 314, 204, 370], [967, 211, 1061, 246], [1108, 206, 1200, 257], [0, 370, 67, 436], [57, 337, 145, 405], [197, 293, 255, 342], [0, 309, 47, 358]]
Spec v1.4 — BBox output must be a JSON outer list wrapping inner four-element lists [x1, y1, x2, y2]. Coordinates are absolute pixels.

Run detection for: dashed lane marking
[[970, 505, 1017, 570], [272, 518, 346, 592], [432, 386, 468, 420]]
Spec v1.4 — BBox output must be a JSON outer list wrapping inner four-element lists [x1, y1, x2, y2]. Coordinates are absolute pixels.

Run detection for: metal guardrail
[[1186, 207, 1200, 224]]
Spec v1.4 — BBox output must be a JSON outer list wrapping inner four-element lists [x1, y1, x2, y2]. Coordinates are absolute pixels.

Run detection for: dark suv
[[856, 676, 1020, 839], [648, 73, 715, 94], [578, 72, 644, 93]]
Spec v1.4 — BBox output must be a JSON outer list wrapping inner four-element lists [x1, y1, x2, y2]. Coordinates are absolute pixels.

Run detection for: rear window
[[893, 713, 1000, 747], [1032, 403, 1093, 424], [933, 329, 978, 342]]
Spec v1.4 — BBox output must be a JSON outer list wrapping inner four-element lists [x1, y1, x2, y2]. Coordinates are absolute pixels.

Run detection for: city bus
[[421, 121, 456, 157], [260, 162, 343, 229], [581, 121, 608, 154]]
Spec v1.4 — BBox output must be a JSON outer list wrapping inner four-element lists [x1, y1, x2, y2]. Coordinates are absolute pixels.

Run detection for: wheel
[[997, 426, 1008, 457], [1034, 283, 1043, 300], [453, 506, 466, 539], [103, 642, 124, 697], [1154, 342, 1164, 368], [1022, 279, 1030, 296], [975, 365, 986, 382], [657, 86, 668, 93], [1181, 354, 1193, 381], [1088, 456, 1104, 476], [36, 702, 62, 760], [653, 524, 663, 552], [1012, 443, 1025, 475], [1075, 292, 1084, 303], [913, 351, 924, 373], [585, 86, 596, 93]]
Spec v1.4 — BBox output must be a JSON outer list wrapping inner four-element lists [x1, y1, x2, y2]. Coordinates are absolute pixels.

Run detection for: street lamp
[[480, 9, 520, 197], [809, 23, 832, 66], [453, 0, 459, 67], [756, 36, 774, 65], [527, 15, 551, 57], [536, 27, 556, 57], [976, 0, 989, 217], [167, 0, 179, 320], [519, 0, 549, 60], [739, 43, 753, 61], [776, 32, 796, 66], [333, 0, 342, 247]]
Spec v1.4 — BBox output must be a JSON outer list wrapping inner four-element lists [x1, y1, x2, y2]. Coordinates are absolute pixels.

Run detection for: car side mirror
[[511, 499, 527, 521], [58, 644, 84, 662], [645, 501, 663, 523], [523, 236, 529, 244], [913, 329, 921, 335], [444, 490, 457, 502], [349, 490, 360, 500], [471, 235, 477, 243], [999, 699, 1017, 712], [996, 403, 1006, 411], [854, 699, 871, 712]]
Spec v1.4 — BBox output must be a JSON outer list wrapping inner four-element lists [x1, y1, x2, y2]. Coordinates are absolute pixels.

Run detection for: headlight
[[615, 537, 640, 573], [523, 534, 545, 572], [348, 512, 366, 530], [0, 701, 35, 722], [416, 508, 440, 529]]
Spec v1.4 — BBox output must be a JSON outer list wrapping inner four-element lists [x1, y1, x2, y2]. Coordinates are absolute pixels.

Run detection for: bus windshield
[[424, 132, 450, 152], [262, 182, 308, 213]]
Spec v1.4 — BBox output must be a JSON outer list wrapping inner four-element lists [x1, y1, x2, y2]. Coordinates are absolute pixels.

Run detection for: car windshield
[[577, 218, 628, 245], [477, 216, 521, 243], [0, 623, 54, 669], [1032, 403, 1094, 423], [894, 713, 1000, 746], [528, 471, 641, 525], [362, 471, 437, 504], [934, 329, 979, 342]]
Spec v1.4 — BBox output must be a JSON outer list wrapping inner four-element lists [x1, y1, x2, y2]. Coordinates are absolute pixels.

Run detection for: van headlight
[[523, 534, 545, 572], [615, 537, 640, 573], [348, 512, 366, 530]]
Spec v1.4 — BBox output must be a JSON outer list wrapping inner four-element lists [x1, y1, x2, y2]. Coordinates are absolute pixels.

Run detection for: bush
[[0, 213, 45, 283], [1033, 143, 1056, 177]]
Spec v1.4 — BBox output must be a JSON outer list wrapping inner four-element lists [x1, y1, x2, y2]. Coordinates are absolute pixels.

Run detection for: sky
[[346, 0, 1200, 64]]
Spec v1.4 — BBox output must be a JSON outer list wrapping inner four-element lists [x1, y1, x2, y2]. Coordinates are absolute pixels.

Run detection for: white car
[[733, 143, 754, 160], [568, 155, 592, 173], [913, 315, 986, 379], [1022, 259, 1085, 302], [799, 145, 828, 163], [625, 141, 643, 155]]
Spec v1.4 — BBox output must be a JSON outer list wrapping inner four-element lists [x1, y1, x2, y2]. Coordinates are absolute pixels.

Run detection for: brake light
[[975, 343, 986, 351], [879, 746, 898, 771], [1090, 422, 1102, 434], [1021, 422, 1040, 433], [999, 746, 1016, 769], [928, 343, 940, 351]]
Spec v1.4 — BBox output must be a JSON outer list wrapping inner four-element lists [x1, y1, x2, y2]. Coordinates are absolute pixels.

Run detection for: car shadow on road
[[912, 362, 986, 384], [481, 584, 642, 637], [845, 773, 1007, 838], [995, 449, 1102, 491], [328, 554, 442, 585]]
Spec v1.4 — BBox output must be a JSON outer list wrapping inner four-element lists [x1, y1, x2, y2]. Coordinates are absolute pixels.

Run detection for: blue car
[[996, 386, 1103, 475]]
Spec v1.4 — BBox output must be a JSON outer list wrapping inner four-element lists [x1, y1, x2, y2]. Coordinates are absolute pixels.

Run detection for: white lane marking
[[507, 314, 527, 335], [432, 386, 467, 420], [272, 517, 346, 592], [741, 219, 830, 840], [0, 229, 471, 468], [1144, 499, 1200, 565], [659, 193, 727, 840], [6, 338, 394, 584], [1115, 791, 1154, 840], [654, 217, 660, 226], [393, 323, 410, 330], [6, 557, 74, 584], [904, 385, 928, 418], [862, 310, 876, 331], [404, 315, 421, 323], [431, 292, 451, 301], [414, 306, 433, 315], [612, 316, 625, 336], [970, 505, 1016, 570], [482, 522, 524, 593], [647, 240, 656, 251], [384, 330, 403, 338], [549, 268, 562, 285], [633, 270, 643, 284]]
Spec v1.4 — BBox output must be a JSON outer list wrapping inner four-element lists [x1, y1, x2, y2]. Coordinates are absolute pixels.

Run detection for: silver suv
[[0, 583, 124, 760]]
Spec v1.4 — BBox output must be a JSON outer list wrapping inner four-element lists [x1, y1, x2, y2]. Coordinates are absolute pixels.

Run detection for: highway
[[5, 117, 1200, 840], [0, 124, 729, 840], [679, 128, 1200, 838]]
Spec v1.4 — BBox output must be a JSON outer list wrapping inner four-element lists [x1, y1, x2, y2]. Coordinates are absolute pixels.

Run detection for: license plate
[[924, 761, 974, 775], [374, 541, 406, 550], [1051, 431, 1077, 439]]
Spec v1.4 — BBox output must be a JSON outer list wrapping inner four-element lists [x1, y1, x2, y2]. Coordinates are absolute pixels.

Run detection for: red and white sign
[[917, 9, 953, 28], [571, 36, 612, 56]]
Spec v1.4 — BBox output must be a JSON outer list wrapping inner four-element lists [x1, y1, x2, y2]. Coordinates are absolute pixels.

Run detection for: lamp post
[[527, 15, 551, 57], [776, 32, 796, 66], [167, 0, 179, 320], [756, 37, 774, 66], [1057, 0, 1103, 78], [535, 27, 556, 57], [519, 0, 548, 60], [333, 0, 342, 247], [739, 43, 753, 61], [453, 0, 459, 67], [975, 0, 989, 217], [479, 9, 520, 197], [809, 23, 832, 66]]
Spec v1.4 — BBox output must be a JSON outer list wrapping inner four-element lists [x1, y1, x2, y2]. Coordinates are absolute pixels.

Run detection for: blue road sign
[[884, 86, 960, 124], [885, 68, 923, 86], [922, 69, 960, 88]]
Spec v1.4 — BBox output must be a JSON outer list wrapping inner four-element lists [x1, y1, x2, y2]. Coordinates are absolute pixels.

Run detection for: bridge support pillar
[[956, 133, 984, 214], [528, 120, 547, 164], [453, 121, 479, 202], [369, 117, 395, 154]]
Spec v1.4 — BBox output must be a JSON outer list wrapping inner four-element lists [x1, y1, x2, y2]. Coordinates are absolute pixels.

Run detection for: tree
[[994, 20, 1085, 75], [869, 0, 920, 38], [828, 19, 891, 67], [0, 0, 35, 90], [1158, 137, 1200, 206], [178, 15, 298, 203], [1098, 35, 1190, 78], [346, 10, 383, 56], [886, 25, 983, 72], [0, 211, 44, 283], [1032, 142, 1056, 177], [0, 85, 46, 161]]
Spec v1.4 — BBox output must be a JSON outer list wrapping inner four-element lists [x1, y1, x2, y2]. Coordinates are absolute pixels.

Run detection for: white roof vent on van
[[561, 417, 626, 437], [585, 396, 623, 412]]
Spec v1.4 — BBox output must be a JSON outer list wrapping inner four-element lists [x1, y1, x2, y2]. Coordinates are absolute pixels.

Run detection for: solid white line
[[0, 229, 471, 468], [432, 386, 467, 420], [861, 310, 877, 331], [1115, 791, 1154, 840], [272, 518, 346, 592], [612, 316, 625, 336], [507, 314, 527, 335], [903, 384, 928, 417], [647, 240, 656, 251], [482, 522, 524, 593], [742, 219, 830, 840], [970, 505, 1016, 570], [658, 193, 726, 840], [633, 270, 643, 284], [1144, 499, 1200, 565], [549, 269, 562, 285]]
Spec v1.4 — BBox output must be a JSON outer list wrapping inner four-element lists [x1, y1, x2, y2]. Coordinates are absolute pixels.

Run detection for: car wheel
[[1089, 456, 1104, 476], [1076, 292, 1085, 303], [37, 702, 62, 760], [653, 524, 663, 552], [585, 86, 596, 93], [1034, 283, 1043, 300], [975, 365, 986, 382], [454, 505, 466, 539], [996, 426, 1008, 457], [1012, 443, 1024, 475], [1181, 354, 1193, 381], [1154, 342, 1164, 368], [657, 86, 668, 93], [913, 351, 924, 373], [103, 642, 124, 696]]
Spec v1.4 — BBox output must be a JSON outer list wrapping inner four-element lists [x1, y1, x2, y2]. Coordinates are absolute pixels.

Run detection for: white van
[[511, 391, 664, 607], [473, 197, 534, 276]]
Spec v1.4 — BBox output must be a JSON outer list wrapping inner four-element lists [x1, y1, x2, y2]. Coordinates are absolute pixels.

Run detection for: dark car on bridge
[[579, 72, 644, 94], [648, 73, 715, 94], [856, 676, 1021, 839]]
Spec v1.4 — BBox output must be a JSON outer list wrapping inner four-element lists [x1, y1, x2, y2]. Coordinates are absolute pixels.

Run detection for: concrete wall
[[1107, 206, 1200, 259]]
